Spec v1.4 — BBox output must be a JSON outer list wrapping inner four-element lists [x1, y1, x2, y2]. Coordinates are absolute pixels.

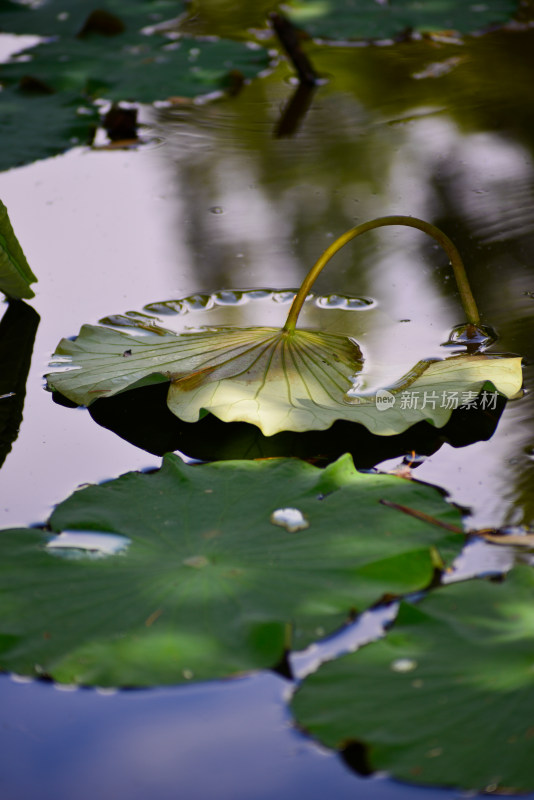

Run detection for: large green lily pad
[[0, 454, 464, 686], [292, 566, 534, 793], [285, 0, 520, 41], [0, 200, 37, 298], [46, 320, 522, 436]]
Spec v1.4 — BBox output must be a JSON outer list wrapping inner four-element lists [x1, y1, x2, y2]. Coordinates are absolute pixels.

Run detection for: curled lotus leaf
[[46, 218, 523, 436], [46, 322, 522, 437]]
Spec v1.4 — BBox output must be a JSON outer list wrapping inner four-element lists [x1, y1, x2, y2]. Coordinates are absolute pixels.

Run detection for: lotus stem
[[282, 215, 481, 334]]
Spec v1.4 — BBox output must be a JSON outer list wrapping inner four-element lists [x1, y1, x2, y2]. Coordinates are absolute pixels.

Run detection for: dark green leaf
[[0, 88, 98, 172], [0, 1, 272, 105], [0, 0, 184, 37], [1, 36, 271, 103], [292, 566, 534, 793], [0, 454, 463, 686], [0, 200, 37, 297], [285, 0, 520, 41], [0, 1, 271, 169]]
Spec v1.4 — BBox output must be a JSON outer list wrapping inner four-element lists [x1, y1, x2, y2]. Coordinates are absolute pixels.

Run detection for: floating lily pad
[[47, 217, 523, 436], [46, 319, 522, 436], [292, 566, 534, 793], [285, 0, 520, 42], [51, 289, 508, 458], [0, 88, 99, 173], [0, 0, 184, 37], [0, 454, 464, 686], [0, 200, 37, 298], [0, 0, 272, 104], [0, 1, 271, 170], [1, 35, 271, 104]]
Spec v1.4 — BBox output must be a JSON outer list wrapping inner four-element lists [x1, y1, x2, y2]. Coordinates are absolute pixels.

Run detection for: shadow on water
[[0, 300, 39, 469], [70, 382, 507, 466]]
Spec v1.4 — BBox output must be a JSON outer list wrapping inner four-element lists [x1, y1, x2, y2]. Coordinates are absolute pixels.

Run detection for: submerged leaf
[[0, 454, 464, 686], [0, 201, 37, 299], [46, 321, 522, 436], [292, 566, 534, 793]]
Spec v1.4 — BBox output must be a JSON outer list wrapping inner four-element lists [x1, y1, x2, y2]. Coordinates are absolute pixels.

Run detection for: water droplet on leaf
[[46, 531, 130, 558], [214, 290, 245, 306], [442, 323, 497, 349], [390, 658, 417, 673]]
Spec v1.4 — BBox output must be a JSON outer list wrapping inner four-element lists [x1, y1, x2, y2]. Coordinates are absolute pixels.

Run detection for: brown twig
[[379, 499, 464, 534], [269, 12, 319, 87]]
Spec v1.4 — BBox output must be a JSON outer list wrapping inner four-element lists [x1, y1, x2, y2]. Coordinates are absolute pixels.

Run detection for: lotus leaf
[[285, 0, 519, 41], [0, 0, 271, 170], [0, 453, 464, 686], [0, 89, 99, 173], [0, 0, 272, 105], [0, 200, 37, 299], [292, 566, 534, 793], [0, 36, 272, 104], [46, 322, 522, 436], [46, 217, 523, 436], [0, 0, 184, 37]]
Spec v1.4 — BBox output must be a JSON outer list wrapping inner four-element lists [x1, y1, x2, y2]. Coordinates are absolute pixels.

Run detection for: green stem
[[282, 215, 481, 334]]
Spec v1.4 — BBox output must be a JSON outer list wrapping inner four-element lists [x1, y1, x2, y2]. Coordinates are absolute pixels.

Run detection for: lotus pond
[[2, 1, 534, 798]]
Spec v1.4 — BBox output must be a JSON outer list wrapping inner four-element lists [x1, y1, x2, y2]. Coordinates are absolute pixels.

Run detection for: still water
[[1, 22, 534, 799]]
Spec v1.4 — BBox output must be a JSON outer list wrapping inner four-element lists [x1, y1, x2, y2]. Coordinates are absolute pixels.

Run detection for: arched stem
[[282, 215, 481, 334]]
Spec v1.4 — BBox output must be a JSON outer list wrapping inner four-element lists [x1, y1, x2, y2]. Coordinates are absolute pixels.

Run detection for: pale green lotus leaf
[[0, 200, 37, 299], [46, 323, 522, 436]]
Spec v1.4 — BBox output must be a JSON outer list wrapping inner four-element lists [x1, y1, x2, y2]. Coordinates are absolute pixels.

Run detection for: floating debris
[[270, 507, 309, 533], [390, 658, 417, 673]]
